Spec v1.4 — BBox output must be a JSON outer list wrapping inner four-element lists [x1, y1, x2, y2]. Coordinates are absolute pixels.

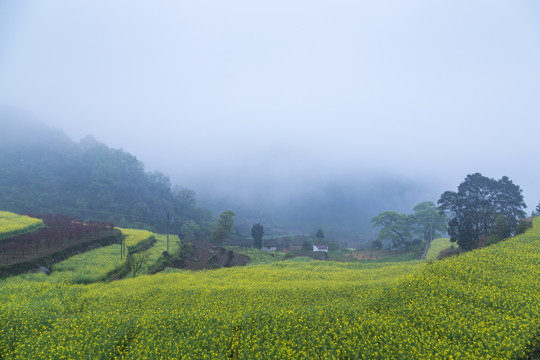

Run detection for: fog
[[1, 1, 540, 218]]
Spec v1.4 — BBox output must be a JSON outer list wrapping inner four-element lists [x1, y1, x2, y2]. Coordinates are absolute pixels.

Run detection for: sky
[[1, 0, 540, 210]]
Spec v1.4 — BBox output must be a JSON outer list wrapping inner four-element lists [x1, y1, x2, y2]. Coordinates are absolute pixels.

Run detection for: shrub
[[516, 218, 533, 235], [437, 245, 461, 260]]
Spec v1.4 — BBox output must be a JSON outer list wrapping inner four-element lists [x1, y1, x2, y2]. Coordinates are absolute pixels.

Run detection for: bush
[[371, 240, 383, 249], [283, 252, 294, 260], [438, 246, 461, 260], [483, 234, 502, 247], [516, 218, 533, 235]]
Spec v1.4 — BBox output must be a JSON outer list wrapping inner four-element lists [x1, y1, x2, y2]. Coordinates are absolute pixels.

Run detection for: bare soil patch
[[345, 251, 380, 261], [181, 240, 249, 271]]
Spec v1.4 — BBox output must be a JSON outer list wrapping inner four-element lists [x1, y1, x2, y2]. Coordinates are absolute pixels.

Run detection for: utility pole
[[166, 212, 170, 254], [120, 235, 126, 260], [160, 210, 174, 254]]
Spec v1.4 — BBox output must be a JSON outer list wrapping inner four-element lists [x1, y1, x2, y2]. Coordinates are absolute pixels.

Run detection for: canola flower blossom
[[0, 219, 539, 359], [0, 211, 44, 240]]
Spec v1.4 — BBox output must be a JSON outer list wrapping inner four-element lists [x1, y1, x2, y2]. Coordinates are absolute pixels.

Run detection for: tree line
[[372, 173, 537, 253], [371, 201, 448, 249], [0, 116, 212, 235]]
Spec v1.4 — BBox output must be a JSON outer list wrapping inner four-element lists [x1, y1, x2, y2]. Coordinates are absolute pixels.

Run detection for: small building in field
[[262, 239, 278, 252], [313, 244, 328, 253]]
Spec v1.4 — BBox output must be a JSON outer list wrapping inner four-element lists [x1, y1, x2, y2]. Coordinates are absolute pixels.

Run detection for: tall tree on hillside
[[371, 211, 414, 249], [438, 173, 526, 250], [212, 210, 236, 245], [316, 229, 325, 241], [251, 223, 264, 249], [495, 176, 528, 232], [412, 201, 448, 242]]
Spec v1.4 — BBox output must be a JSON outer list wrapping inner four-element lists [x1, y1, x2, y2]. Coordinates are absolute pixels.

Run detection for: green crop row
[[424, 237, 453, 260], [0, 211, 44, 240], [48, 228, 156, 283]]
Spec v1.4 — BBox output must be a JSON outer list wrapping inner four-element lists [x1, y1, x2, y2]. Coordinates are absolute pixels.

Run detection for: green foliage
[[438, 173, 526, 250], [212, 210, 235, 245], [371, 240, 383, 249], [0, 120, 211, 234], [491, 214, 511, 240], [437, 245, 462, 260], [52, 245, 124, 283], [226, 247, 287, 265], [412, 201, 448, 241], [179, 220, 200, 242], [3, 220, 540, 358], [534, 201, 540, 217], [516, 218, 533, 235], [371, 211, 414, 249], [125, 253, 149, 278], [137, 234, 180, 276], [372, 202, 449, 250], [0, 211, 44, 241], [250, 223, 264, 249], [301, 240, 312, 251], [49, 228, 155, 283], [316, 229, 324, 240]]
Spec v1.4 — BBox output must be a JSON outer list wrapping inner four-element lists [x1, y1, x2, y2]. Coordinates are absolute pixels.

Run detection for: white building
[[313, 244, 328, 253]]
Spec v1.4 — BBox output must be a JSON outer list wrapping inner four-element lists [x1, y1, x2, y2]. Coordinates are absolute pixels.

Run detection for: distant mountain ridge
[[0, 110, 212, 234]]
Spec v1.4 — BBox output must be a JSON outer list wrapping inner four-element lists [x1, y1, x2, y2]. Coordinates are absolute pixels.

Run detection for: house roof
[[314, 244, 328, 249]]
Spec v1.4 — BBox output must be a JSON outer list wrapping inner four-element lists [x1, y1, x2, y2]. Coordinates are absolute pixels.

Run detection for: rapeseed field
[[0, 219, 539, 359], [0, 211, 43, 240]]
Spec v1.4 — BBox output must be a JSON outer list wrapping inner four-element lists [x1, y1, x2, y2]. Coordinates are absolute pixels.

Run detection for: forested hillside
[[0, 111, 212, 234]]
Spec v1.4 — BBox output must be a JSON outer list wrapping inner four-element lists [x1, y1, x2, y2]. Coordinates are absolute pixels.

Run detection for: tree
[[301, 240, 312, 251], [534, 202, 540, 217], [371, 211, 414, 249], [412, 201, 448, 242], [484, 214, 511, 247], [316, 229, 324, 240], [251, 223, 264, 249], [212, 210, 236, 245], [492, 214, 511, 239], [179, 220, 200, 242], [438, 173, 526, 250], [126, 252, 149, 278], [495, 176, 528, 232]]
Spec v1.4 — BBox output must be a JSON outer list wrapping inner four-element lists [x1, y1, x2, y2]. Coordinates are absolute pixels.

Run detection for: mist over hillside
[[192, 172, 438, 245], [1, 111, 442, 245], [0, 111, 211, 234]]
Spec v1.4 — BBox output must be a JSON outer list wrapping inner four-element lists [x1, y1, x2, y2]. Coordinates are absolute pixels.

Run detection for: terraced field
[[0, 211, 43, 240], [1, 216, 539, 359]]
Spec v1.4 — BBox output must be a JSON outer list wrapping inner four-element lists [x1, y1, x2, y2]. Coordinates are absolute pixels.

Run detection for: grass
[[424, 237, 453, 260], [136, 233, 180, 276], [225, 246, 288, 265], [0, 211, 44, 241], [51, 244, 123, 283]]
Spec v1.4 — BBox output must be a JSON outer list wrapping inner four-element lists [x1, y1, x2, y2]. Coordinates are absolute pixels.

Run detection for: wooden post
[[166, 212, 170, 254]]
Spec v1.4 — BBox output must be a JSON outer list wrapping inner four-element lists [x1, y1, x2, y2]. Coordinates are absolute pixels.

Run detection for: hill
[[0, 110, 212, 235], [1, 218, 539, 358], [197, 175, 435, 246]]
